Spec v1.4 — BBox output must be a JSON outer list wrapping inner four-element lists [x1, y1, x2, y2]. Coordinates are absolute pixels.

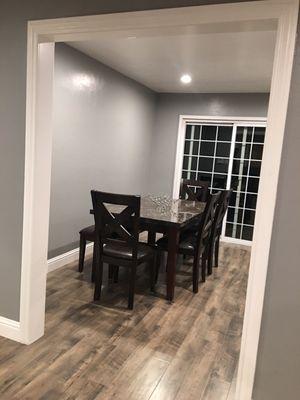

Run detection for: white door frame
[[173, 115, 267, 246], [7, 1, 298, 400]]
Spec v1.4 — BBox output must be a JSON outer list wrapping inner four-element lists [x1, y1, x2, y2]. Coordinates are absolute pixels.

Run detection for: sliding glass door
[[180, 120, 266, 243]]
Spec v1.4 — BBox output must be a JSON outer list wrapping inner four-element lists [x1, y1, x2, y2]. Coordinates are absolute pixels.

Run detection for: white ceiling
[[67, 22, 276, 93]]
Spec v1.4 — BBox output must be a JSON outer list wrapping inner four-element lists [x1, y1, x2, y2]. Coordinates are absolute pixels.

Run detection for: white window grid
[[181, 123, 266, 243]]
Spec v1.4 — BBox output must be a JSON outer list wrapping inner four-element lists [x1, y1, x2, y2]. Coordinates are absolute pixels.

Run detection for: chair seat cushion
[[156, 234, 197, 252], [103, 242, 152, 261], [79, 225, 96, 240], [156, 231, 208, 255]]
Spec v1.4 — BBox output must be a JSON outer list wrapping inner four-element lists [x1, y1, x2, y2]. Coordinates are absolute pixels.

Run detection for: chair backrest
[[213, 189, 233, 235], [179, 179, 209, 202], [91, 190, 141, 258], [197, 192, 221, 249]]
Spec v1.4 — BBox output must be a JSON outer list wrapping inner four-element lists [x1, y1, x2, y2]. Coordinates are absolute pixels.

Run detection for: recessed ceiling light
[[180, 74, 192, 84]]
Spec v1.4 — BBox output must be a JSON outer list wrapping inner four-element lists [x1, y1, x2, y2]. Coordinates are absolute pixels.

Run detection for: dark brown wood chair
[[156, 192, 221, 293], [208, 189, 232, 273], [91, 190, 156, 309], [179, 179, 210, 202]]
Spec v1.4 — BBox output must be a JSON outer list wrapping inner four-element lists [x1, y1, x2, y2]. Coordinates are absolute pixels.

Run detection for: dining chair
[[208, 189, 232, 274], [179, 178, 210, 202], [156, 192, 221, 293], [91, 190, 156, 309]]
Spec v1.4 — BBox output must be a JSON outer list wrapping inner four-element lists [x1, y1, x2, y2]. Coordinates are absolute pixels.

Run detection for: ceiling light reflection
[[72, 73, 97, 91]]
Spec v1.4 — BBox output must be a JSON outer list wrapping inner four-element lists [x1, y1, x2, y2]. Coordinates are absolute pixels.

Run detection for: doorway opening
[[15, 2, 299, 400]]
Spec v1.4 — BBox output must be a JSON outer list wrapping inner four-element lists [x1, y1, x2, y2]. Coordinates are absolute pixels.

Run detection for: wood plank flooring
[[0, 244, 250, 400]]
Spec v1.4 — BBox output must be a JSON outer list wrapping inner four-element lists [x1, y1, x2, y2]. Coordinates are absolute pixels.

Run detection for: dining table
[[91, 196, 206, 302]]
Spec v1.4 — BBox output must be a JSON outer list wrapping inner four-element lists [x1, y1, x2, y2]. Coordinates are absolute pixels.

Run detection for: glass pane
[[191, 156, 198, 171], [182, 170, 188, 179], [184, 141, 191, 155], [227, 207, 243, 224], [231, 176, 247, 192], [216, 142, 231, 157], [189, 171, 197, 180], [229, 191, 245, 209], [247, 177, 259, 193], [191, 141, 199, 155], [236, 126, 252, 142], [197, 172, 212, 183], [193, 125, 201, 140], [225, 223, 241, 239], [212, 174, 227, 189], [253, 127, 265, 143], [200, 141, 215, 156], [243, 210, 255, 225], [251, 144, 264, 160], [249, 161, 261, 177], [183, 156, 189, 170], [242, 225, 253, 240], [186, 125, 192, 139], [218, 126, 233, 141], [214, 158, 229, 174], [234, 143, 251, 159], [232, 159, 249, 176], [198, 157, 213, 172], [202, 125, 217, 140], [245, 193, 257, 209]]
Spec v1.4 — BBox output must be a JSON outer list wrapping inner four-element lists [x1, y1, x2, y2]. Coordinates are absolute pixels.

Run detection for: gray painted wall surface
[[0, 1, 299, 399], [148, 93, 269, 195], [48, 43, 156, 258]]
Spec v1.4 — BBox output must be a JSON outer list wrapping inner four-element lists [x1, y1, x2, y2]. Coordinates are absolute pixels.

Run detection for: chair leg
[[93, 239, 103, 301], [207, 236, 215, 274], [108, 264, 114, 282], [201, 253, 207, 282], [113, 266, 119, 283], [192, 253, 199, 293], [128, 264, 137, 310], [207, 245, 213, 276], [150, 254, 156, 292], [155, 251, 162, 284], [78, 234, 86, 273], [215, 235, 220, 268], [91, 245, 96, 283]]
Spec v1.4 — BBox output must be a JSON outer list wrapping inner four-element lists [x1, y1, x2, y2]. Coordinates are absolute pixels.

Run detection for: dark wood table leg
[[166, 226, 180, 302]]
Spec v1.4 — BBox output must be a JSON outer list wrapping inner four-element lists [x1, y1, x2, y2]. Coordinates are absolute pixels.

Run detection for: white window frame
[[0, 2, 296, 400], [173, 116, 267, 246]]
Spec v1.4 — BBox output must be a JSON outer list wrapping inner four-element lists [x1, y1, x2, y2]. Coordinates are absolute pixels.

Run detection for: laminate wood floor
[[0, 244, 250, 400]]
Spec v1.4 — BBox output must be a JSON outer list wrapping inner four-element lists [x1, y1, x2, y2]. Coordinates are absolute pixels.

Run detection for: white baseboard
[[47, 242, 94, 273], [0, 316, 22, 342]]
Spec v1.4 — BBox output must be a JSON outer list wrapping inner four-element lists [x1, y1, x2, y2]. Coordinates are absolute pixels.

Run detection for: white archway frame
[[12, 1, 299, 399]]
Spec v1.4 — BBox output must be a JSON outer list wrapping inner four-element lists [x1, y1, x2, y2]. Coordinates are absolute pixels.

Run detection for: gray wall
[[148, 93, 269, 195], [0, 2, 299, 400], [48, 43, 156, 258]]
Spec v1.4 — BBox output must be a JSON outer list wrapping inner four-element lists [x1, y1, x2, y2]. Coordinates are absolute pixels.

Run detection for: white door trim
[[14, 2, 299, 400]]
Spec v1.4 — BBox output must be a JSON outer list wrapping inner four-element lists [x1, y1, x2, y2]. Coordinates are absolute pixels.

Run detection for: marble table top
[[97, 196, 206, 228]]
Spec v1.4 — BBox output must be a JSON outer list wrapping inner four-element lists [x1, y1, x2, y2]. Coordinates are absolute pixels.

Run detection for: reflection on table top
[[95, 196, 206, 227]]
